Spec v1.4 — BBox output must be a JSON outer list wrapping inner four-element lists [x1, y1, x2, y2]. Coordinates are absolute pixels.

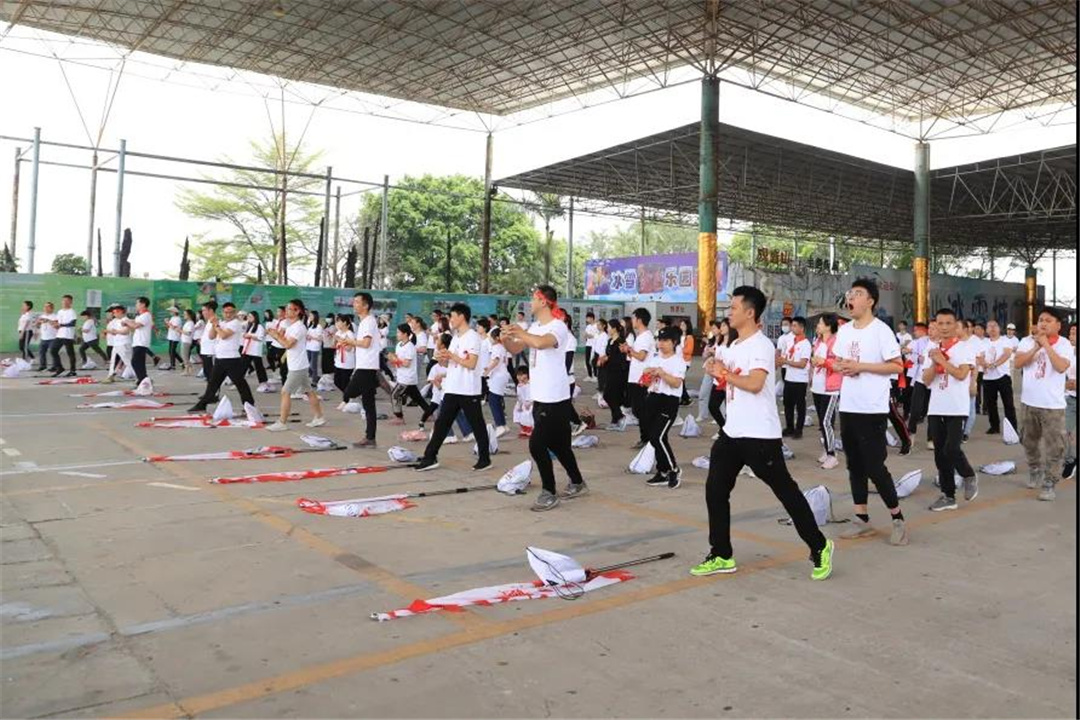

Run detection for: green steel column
[[697, 76, 719, 333], [912, 142, 930, 324]]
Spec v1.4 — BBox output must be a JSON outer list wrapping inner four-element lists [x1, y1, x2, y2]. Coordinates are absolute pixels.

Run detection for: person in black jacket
[[601, 319, 630, 429]]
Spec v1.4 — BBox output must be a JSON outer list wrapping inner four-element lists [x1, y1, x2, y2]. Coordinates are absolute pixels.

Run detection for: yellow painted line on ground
[[147, 482, 201, 492], [112, 478, 1064, 719], [96, 424, 492, 633]]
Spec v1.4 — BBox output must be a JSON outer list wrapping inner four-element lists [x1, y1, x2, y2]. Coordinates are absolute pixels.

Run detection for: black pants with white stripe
[[530, 399, 584, 494], [646, 393, 680, 474], [812, 392, 838, 457]]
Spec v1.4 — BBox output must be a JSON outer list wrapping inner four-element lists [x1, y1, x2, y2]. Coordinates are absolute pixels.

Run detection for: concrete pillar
[[28, 127, 40, 273], [697, 76, 719, 332]]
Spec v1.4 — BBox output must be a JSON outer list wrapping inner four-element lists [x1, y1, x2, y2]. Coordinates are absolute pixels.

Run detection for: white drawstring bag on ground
[[1002, 419, 1020, 445], [980, 460, 1016, 475], [885, 428, 899, 448], [571, 434, 599, 449], [472, 424, 499, 456], [244, 402, 265, 425], [496, 460, 532, 494], [342, 401, 363, 414], [679, 415, 701, 438], [317, 374, 335, 392], [2, 358, 31, 378], [134, 377, 154, 395], [527, 547, 586, 586], [895, 469, 922, 498], [628, 444, 656, 474], [778, 485, 836, 526], [388, 446, 419, 463], [691, 455, 710, 470], [212, 396, 234, 424]]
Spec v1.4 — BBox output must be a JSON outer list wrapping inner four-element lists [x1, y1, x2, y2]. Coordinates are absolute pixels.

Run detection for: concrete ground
[[1, 363, 1075, 719]]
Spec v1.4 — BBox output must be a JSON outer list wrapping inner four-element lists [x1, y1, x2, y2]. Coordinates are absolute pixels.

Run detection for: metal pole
[[697, 75, 719, 333], [322, 166, 332, 286], [28, 127, 40, 273], [566, 196, 574, 297], [445, 227, 452, 293], [333, 185, 341, 286], [750, 228, 756, 268], [1052, 250, 1057, 306], [480, 132, 493, 294], [828, 235, 835, 270], [988, 246, 995, 281], [879, 238, 885, 268], [912, 141, 931, 324], [8, 147, 19, 256], [86, 149, 98, 271], [640, 206, 646, 255], [112, 139, 126, 276], [379, 174, 389, 289]]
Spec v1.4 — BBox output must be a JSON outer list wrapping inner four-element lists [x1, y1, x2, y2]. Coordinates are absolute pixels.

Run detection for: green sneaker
[[689, 554, 737, 576], [811, 539, 835, 581]]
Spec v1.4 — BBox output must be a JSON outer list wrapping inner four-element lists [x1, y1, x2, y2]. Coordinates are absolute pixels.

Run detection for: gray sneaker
[[839, 518, 875, 539], [559, 481, 589, 500], [890, 518, 910, 546], [531, 490, 560, 512], [1025, 472, 1042, 489], [1038, 484, 1057, 502], [929, 494, 958, 512], [963, 474, 978, 501]]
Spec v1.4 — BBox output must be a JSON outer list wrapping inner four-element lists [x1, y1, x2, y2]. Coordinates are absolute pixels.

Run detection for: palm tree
[[531, 192, 564, 284]]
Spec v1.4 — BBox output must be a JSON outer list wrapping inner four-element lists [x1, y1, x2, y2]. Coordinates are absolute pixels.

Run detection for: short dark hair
[[1038, 306, 1065, 324], [732, 285, 767, 323], [535, 284, 558, 306], [23, 300, 33, 310], [782, 316, 793, 323], [633, 307, 651, 326], [336, 313, 353, 324], [819, 313, 839, 334], [515, 364, 530, 377], [975, 322, 986, 330], [432, 309, 444, 317], [516, 311, 525, 317], [850, 277, 879, 310], [277, 305, 285, 311], [222, 302, 236, 310], [898, 320, 908, 327], [62, 294, 73, 301], [287, 298, 305, 315], [914, 322, 928, 330], [136, 296, 150, 307], [585, 311, 595, 319], [438, 332, 452, 348], [202, 300, 218, 311], [489, 327, 501, 341], [450, 302, 471, 321], [354, 292, 373, 309], [477, 317, 491, 331], [935, 308, 956, 319], [792, 316, 807, 328], [79, 309, 91, 317]]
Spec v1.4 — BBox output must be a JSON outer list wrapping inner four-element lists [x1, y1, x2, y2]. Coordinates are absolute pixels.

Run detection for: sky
[[0, 23, 1076, 304]]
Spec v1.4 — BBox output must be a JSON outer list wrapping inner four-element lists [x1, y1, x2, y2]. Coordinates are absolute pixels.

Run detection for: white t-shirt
[[478, 335, 492, 379], [81, 319, 97, 343], [1018, 335, 1072, 410], [527, 319, 572, 403], [834, 318, 901, 414], [39, 314, 57, 341], [926, 340, 975, 417], [322, 325, 338, 350], [166, 315, 182, 342], [584, 322, 598, 346], [648, 352, 686, 398], [423, 331, 435, 352], [723, 331, 783, 440], [18, 311, 33, 333], [193, 319, 204, 342], [908, 335, 930, 384], [284, 320, 309, 371], [896, 331, 913, 350], [428, 364, 448, 405], [1067, 351, 1076, 399], [776, 331, 794, 359], [104, 318, 117, 347], [305, 326, 322, 353], [967, 337, 988, 370], [243, 325, 265, 357], [394, 341, 419, 385], [110, 317, 131, 347], [132, 311, 152, 348], [983, 337, 1012, 381], [181, 320, 194, 343], [811, 340, 833, 395], [354, 315, 381, 370], [488, 343, 511, 396], [268, 319, 284, 349], [334, 330, 356, 370], [378, 325, 389, 351], [627, 329, 655, 384], [213, 318, 244, 359], [200, 328, 216, 356], [783, 337, 812, 383], [591, 332, 608, 359], [443, 328, 483, 396], [56, 308, 77, 340]]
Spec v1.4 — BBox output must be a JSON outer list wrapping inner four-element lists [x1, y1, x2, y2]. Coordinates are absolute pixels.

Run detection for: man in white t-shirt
[[923, 309, 979, 511], [125, 296, 153, 384], [981, 320, 1018, 436], [583, 312, 597, 382], [624, 308, 656, 450], [905, 321, 931, 437], [503, 285, 588, 511], [49, 294, 79, 376], [958, 320, 983, 439], [895, 321, 913, 354], [1064, 324, 1077, 480], [342, 292, 382, 448], [416, 302, 492, 472], [189, 302, 256, 412], [833, 278, 909, 545], [1005, 322, 1021, 386], [690, 285, 833, 581], [35, 301, 57, 372], [1014, 307, 1072, 500], [777, 316, 811, 438], [775, 316, 794, 382]]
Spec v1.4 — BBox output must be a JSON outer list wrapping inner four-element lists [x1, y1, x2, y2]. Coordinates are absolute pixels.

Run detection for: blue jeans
[[487, 392, 506, 427], [964, 396, 976, 437]]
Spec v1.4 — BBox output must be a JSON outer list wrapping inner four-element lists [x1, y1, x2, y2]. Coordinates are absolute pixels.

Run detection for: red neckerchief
[[788, 334, 805, 359], [935, 337, 960, 373]]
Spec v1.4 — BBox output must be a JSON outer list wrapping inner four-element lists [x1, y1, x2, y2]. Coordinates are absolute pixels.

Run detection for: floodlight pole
[[333, 186, 341, 286], [322, 166, 332, 286], [912, 141, 931, 324], [113, 139, 126, 276], [566, 196, 574, 297], [86, 149, 98, 271], [1052, 249, 1057, 306], [8, 147, 19, 257], [697, 75, 719, 333], [481, 132, 493, 294], [379, 174, 389, 289], [28, 127, 40, 273]]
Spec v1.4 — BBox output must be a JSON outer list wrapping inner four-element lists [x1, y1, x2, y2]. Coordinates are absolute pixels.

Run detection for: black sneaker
[[65, 370, 77, 377], [668, 468, 682, 489], [781, 428, 792, 437], [473, 459, 493, 471], [187, 403, 208, 413], [645, 472, 669, 486], [1064, 460, 1077, 480], [791, 431, 803, 440], [899, 443, 912, 456], [50, 368, 63, 377], [415, 458, 439, 472]]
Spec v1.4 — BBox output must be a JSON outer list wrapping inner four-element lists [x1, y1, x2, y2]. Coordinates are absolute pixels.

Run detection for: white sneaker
[[290, 392, 305, 400], [821, 455, 840, 470], [711, 432, 720, 440], [444, 435, 459, 444], [306, 417, 327, 428], [81, 361, 96, 370], [256, 383, 269, 393], [266, 421, 289, 432], [461, 434, 474, 443], [494, 426, 508, 439], [817, 452, 828, 464]]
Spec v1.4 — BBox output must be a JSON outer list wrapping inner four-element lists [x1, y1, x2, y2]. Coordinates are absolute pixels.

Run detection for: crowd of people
[[13, 277, 1077, 580]]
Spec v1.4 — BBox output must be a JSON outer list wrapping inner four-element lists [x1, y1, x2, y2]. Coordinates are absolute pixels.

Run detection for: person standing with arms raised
[[415, 302, 492, 472], [689, 286, 833, 581], [503, 285, 588, 511], [833, 278, 909, 545]]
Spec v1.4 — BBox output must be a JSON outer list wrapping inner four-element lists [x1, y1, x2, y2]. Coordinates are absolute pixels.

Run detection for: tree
[[357, 175, 545, 295], [584, 221, 698, 259], [726, 227, 898, 271], [51, 253, 90, 275], [178, 237, 191, 281], [529, 193, 564, 284], [176, 134, 323, 283], [0, 246, 18, 273]]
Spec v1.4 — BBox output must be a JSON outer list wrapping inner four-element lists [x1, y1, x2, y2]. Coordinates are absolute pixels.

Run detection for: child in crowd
[[333, 314, 356, 408], [643, 326, 687, 489], [389, 323, 432, 424], [513, 364, 534, 437], [485, 327, 511, 438]]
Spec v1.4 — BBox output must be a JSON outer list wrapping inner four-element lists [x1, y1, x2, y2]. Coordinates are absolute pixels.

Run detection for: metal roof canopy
[[2, 1, 1075, 136], [497, 123, 1077, 254]]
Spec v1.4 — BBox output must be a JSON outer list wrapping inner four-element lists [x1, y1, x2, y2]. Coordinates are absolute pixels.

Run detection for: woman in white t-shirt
[[180, 309, 196, 376], [642, 327, 687, 489], [165, 308, 183, 370], [388, 323, 433, 426], [331, 314, 357, 407], [810, 314, 842, 469], [305, 311, 323, 383], [484, 328, 511, 436], [17, 300, 36, 361], [77, 309, 109, 368], [591, 318, 609, 395], [422, 332, 450, 427], [242, 311, 269, 388], [264, 299, 325, 431]]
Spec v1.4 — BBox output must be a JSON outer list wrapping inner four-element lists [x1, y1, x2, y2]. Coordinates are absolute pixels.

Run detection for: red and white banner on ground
[[69, 390, 181, 398], [76, 399, 173, 410], [146, 446, 298, 462], [297, 494, 416, 517], [37, 376, 96, 385], [136, 417, 265, 429], [210, 465, 390, 484], [371, 571, 633, 621]]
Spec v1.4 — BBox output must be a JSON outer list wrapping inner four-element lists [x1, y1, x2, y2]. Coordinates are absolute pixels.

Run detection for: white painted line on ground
[[58, 471, 108, 479], [147, 482, 200, 492], [2, 411, 114, 418], [0, 459, 141, 477], [2, 447, 22, 457], [14, 461, 38, 469]]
